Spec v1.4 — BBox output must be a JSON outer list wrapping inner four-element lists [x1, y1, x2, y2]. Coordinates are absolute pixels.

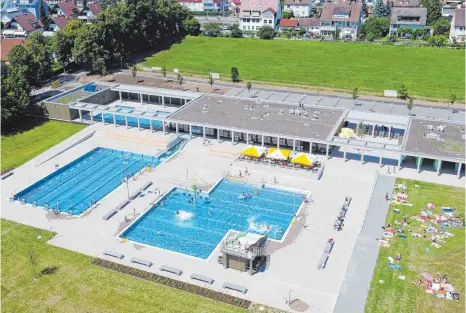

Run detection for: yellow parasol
[[290, 153, 314, 166], [338, 127, 355, 139], [240, 146, 265, 158], [266, 148, 292, 160]]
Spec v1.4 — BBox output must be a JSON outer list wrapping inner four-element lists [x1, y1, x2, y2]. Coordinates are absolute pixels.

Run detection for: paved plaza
[[1, 123, 464, 313]]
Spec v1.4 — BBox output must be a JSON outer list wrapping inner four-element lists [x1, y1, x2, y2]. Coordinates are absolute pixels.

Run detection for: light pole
[[122, 159, 130, 200]]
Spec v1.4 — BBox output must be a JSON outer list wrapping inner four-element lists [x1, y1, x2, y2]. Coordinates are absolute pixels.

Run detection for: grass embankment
[[365, 179, 465, 313], [1, 219, 248, 313], [142, 37, 465, 101], [1, 119, 86, 170]]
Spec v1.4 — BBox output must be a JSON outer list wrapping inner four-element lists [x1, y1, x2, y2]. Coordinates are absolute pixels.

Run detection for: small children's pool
[[120, 179, 305, 259]]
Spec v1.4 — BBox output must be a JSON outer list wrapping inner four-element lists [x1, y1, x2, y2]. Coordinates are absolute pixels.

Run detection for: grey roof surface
[[454, 8, 465, 27], [404, 119, 465, 160], [390, 7, 427, 26], [111, 84, 200, 99], [334, 175, 395, 313], [168, 94, 345, 141], [345, 111, 410, 127]]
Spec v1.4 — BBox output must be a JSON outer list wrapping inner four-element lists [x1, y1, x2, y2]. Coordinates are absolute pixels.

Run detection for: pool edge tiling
[[119, 178, 306, 259]]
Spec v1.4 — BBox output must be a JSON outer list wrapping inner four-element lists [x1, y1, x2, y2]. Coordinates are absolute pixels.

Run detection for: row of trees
[[202, 23, 276, 39]]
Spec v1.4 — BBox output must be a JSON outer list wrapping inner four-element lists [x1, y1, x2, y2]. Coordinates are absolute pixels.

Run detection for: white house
[[176, 0, 204, 11], [239, 0, 281, 34], [283, 0, 311, 18], [320, 0, 362, 39], [77, 2, 102, 23], [449, 8, 465, 42]]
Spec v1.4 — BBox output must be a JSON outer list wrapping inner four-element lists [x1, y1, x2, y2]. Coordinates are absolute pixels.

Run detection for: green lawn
[[142, 37, 465, 101], [1, 219, 248, 313], [365, 179, 465, 313], [1, 119, 86, 170]]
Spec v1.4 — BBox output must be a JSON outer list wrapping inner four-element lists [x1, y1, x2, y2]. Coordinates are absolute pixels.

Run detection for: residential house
[[177, 0, 204, 11], [283, 0, 312, 17], [442, 5, 456, 20], [43, 15, 72, 36], [50, 1, 79, 18], [1, 0, 48, 19], [176, 0, 227, 11], [1, 38, 29, 63], [231, 0, 241, 14], [3, 12, 43, 37], [449, 8, 465, 42], [389, 0, 427, 36], [320, 0, 362, 39], [77, 2, 102, 23], [1, 8, 31, 24], [298, 17, 320, 34], [239, 0, 281, 35], [278, 18, 298, 31]]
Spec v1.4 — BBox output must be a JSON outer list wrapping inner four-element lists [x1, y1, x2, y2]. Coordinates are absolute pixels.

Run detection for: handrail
[[360, 171, 380, 229]]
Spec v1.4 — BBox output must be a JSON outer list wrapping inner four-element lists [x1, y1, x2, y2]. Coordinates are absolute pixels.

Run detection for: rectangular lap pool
[[120, 178, 305, 259], [15, 139, 186, 215]]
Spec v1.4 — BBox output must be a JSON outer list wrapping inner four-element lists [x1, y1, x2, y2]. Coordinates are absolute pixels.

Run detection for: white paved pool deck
[[2, 123, 464, 313]]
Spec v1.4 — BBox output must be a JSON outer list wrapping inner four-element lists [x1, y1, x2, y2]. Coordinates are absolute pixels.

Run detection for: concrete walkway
[[333, 174, 395, 313]]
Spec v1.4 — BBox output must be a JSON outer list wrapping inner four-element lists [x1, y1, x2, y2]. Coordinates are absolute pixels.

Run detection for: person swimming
[[241, 192, 246, 199], [175, 211, 179, 215]]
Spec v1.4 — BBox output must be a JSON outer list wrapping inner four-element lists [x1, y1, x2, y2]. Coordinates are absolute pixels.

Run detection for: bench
[[1, 171, 14, 180], [140, 181, 152, 191], [130, 190, 141, 200], [102, 208, 118, 220], [222, 282, 248, 294], [131, 257, 153, 267], [190, 273, 214, 285], [160, 265, 183, 276], [116, 199, 130, 211], [344, 196, 352, 207], [318, 253, 329, 270], [103, 250, 124, 259], [324, 241, 334, 254]]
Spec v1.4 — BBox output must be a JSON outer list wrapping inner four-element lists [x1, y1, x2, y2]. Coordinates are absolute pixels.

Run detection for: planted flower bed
[[91, 258, 251, 309]]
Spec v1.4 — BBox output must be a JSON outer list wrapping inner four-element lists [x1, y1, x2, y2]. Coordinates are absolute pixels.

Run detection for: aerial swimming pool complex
[[120, 179, 305, 259]]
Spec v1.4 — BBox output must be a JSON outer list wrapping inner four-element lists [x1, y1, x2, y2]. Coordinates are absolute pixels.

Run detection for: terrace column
[[326, 144, 330, 159], [398, 155, 402, 170], [189, 125, 193, 138], [437, 159, 442, 176], [416, 157, 422, 172], [162, 121, 166, 134], [388, 126, 392, 139], [90, 111, 94, 124], [277, 137, 280, 149], [261, 135, 264, 147], [292, 139, 296, 152], [176, 123, 179, 135], [150, 120, 153, 132], [372, 124, 376, 136], [125, 116, 128, 128], [79, 109, 83, 121], [361, 149, 364, 163], [246, 133, 249, 145], [202, 127, 206, 139], [119, 91, 122, 102], [162, 96, 165, 108], [457, 163, 462, 179], [343, 147, 347, 161], [113, 114, 116, 127], [169, 97, 172, 105], [137, 118, 140, 131], [217, 129, 220, 142], [232, 131, 235, 144], [379, 151, 383, 167], [101, 112, 105, 124], [249, 258, 253, 276]]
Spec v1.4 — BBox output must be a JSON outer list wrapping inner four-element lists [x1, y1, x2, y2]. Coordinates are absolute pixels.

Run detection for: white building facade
[[239, 0, 281, 34], [283, 0, 311, 18]]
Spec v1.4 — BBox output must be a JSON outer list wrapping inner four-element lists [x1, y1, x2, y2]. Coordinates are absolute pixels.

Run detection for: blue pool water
[[15, 139, 185, 215], [121, 179, 305, 259]]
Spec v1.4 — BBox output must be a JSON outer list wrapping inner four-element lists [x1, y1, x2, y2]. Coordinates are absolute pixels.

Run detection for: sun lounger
[[388, 257, 395, 264], [140, 181, 152, 191], [222, 282, 248, 294], [324, 241, 334, 254], [344, 196, 352, 207], [130, 190, 141, 200], [103, 250, 124, 259], [190, 273, 214, 285], [116, 199, 130, 211], [318, 253, 329, 270], [160, 265, 183, 276], [102, 208, 118, 220], [131, 257, 153, 267], [1, 171, 14, 180]]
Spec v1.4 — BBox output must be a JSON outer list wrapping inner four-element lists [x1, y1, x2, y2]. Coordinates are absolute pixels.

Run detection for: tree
[[432, 17, 451, 35], [231, 67, 240, 82], [51, 79, 60, 89], [83, 0, 88, 6], [178, 75, 184, 88], [427, 34, 447, 46], [283, 11, 294, 19], [131, 65, 137, 78], [257, 26, 276, 39], [357, 122, 364, 137], [373, 0, 390, 17], [398, 84, 409, 100], [1, 62, 31, 126], [208, 73, 214, 90], [28, 252, 39, 280], [448, 93, 457, 110], [298, 28, 306, 37], [407, 97, 414, 115], [204, 22, 221, 37], [420, 0, 442, 25], [39, 0, 48, 27], [53, 20, 84, 71], [246, 81, 252, 97], [352, 88, 359, 102], [184, 18, 201, 36], [101, 0, 118, 9], [161, 65, 167, 78], [230, 24, 243, 38], [361, 0, 368, 18], [360, 16, 389, 38]]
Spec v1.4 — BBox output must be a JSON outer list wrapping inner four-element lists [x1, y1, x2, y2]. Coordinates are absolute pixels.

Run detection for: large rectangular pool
[[120, 179, 305, 259]]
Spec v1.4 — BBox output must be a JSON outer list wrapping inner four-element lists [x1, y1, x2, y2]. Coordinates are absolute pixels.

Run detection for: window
[[269, 19, 273, 23], [248, 26, 250, 30], [397, 16, 421, 22], [243, 26, 246, 30], [256, 26, 259, 30], [247, 18, 250, 22]]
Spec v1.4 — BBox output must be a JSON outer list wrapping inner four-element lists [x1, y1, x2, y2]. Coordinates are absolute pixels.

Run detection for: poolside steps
[[104, 131, 173, 148]]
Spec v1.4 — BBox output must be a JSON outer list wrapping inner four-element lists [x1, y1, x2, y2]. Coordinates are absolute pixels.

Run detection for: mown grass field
[[365, 179, 465, 313], [1, 219, 248, 313], [142, 37, 465, 101], [1, 119, 86, 170]]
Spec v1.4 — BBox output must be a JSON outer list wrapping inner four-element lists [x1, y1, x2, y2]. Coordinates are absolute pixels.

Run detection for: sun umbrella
[[240, 146, 266, 158], [266, 148, 291, 161], [290, 153, 316, 166], [338, 127, 355, 139], [421, 273, 433, 281]]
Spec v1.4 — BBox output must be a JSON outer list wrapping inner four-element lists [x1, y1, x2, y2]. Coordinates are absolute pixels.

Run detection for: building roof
[[453, 8, 465, 27], [390, 7, 427, 25], [53, 1, 79, 17], [86, 2, 102, 15], [321, 1, 362, 22], [232, 0, 241, 4], [240, 0, 280, 13], [284, 0, 311, 5], [392, 0, 419, 7], [168, 95, 345, 142], [1, 38, 28, 62], [298, 18, 321, 26], [279, 18, 299, 27], [404, 119, 465, 161], [10, 13, 43, 32], [51, 15, 72, 29]]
